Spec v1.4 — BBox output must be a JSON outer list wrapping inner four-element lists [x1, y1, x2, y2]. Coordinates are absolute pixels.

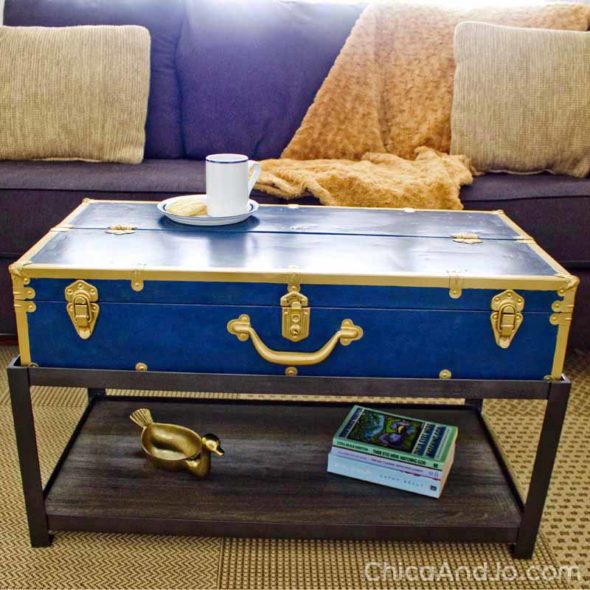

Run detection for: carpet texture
[[1, 344, 589, 589]]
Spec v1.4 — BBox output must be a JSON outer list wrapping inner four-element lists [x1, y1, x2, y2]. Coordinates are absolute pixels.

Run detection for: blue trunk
[[12, 201, 577, 380]]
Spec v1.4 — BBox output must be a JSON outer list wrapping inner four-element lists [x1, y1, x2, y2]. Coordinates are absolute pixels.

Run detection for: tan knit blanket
[[257, 1, 590, 209]]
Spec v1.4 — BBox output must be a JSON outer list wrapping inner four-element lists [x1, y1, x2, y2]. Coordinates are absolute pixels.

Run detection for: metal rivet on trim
[[132, 264, 146, 292]]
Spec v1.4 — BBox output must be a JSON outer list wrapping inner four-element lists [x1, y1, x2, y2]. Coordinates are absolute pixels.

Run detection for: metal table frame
[[8, 356, 570, 559]]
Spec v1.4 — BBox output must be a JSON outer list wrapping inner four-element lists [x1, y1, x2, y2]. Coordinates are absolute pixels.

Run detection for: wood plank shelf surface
[[44, 398, 522, 541]]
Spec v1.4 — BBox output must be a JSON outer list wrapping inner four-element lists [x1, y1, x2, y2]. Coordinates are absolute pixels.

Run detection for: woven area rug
[[1, 344, 589, 589]]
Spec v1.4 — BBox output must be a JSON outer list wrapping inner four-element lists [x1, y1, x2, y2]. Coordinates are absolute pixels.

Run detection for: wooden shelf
[[44, 398, 522, 542]]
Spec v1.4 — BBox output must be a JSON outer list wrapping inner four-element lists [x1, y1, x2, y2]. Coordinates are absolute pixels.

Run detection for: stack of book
[[327, 405, 458, 498]]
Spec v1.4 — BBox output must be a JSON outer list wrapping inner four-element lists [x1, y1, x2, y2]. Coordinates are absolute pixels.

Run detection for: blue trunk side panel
[[27, 296, 557, 379]]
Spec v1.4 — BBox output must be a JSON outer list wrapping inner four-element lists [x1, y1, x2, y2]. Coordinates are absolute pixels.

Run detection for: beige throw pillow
[[451, 22, 590, 177], [0, 25, 150, 164]]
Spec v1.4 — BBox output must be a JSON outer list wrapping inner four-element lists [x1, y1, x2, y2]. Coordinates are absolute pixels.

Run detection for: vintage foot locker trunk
[[10, 200, 578, 380]]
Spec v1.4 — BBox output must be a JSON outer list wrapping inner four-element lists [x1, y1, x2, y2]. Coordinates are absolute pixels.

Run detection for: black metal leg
[[87, 388, 106, 401], [465, 399, 483, 412], [513, 381, 570, 559], [7, 363, 52, 547]]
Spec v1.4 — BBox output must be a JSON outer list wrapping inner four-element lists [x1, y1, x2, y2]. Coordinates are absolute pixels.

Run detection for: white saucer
[[157, 195, 259, 226]]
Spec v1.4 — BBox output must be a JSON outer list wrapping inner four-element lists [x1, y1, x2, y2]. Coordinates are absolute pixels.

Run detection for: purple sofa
[[1, 0, 589, 349]]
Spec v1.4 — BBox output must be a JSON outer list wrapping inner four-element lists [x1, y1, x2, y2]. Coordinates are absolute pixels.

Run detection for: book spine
[[331, 447, 445, 479], [327, 454, 443, 499], [332, 437, 442, 470], [439, 427, 458, 465]]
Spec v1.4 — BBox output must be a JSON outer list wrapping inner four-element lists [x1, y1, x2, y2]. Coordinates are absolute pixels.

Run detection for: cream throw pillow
[[0, 25, 150, 164], [451, 22, 590, 177]]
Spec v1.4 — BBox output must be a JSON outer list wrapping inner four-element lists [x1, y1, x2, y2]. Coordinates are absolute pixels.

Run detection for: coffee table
[[7, 201, 574, 558]]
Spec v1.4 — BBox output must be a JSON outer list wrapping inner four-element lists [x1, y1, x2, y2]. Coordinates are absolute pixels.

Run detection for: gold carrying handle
[[227, 314, 363, 366]]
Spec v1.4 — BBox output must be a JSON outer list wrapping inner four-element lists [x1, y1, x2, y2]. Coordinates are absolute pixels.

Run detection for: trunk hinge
[[452, 232, 482, 244], [107, 224, 136, 235]]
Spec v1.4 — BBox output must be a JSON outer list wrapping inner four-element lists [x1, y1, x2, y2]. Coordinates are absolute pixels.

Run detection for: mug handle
[[248, 161, 261, 195]]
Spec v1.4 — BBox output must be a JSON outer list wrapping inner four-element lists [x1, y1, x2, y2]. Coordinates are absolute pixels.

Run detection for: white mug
[[205, 154, 261, 217]]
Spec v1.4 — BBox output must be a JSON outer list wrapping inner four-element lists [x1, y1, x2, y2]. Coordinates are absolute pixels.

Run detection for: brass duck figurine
[[130, 408, 224, 478]]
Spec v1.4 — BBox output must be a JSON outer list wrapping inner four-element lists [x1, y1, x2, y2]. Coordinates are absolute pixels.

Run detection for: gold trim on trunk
[[549, 275, 579, 379]]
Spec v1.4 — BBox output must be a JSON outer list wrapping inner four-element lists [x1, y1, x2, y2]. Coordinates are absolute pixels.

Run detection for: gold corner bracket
[[10, 261, 36, 366], [490, 290, 524, 349], [553, 274, 579, 315], [549, 275, 579, 379], [65, 280, 100, 340], [10, 261, 35, 301]]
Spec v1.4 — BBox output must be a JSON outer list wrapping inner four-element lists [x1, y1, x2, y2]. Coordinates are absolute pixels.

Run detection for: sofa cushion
[[0, 25, 150, 164], [451, 22, 590, 177], [177, 0, 363, 161], [4, 0, 186, 159], [461, 173, 590, 267]]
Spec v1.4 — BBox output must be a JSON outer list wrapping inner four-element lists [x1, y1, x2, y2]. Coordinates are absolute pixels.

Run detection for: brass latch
[[280, 283, 310, 342], [65, 280, 100, 340], [490, 290, 524, 349]]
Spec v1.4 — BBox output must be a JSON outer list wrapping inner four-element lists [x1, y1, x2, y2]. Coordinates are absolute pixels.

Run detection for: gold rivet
[[439, 369, 452, 379], [285, 366, 298, 377], [135, 362, 148, 372]]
